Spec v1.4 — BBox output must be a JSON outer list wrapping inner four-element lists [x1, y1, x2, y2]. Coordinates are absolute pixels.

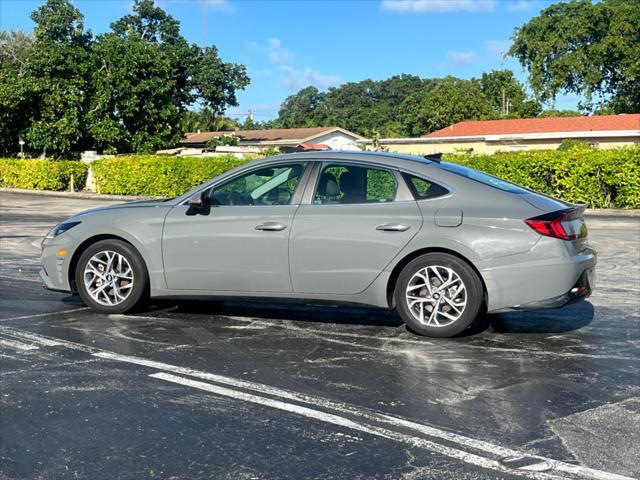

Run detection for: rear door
[[289, 162, 422, 295]]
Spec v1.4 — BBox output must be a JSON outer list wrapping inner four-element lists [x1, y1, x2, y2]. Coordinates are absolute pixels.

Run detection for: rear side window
[[313, 164, 397, 205], [437, 162, 528, 194], [403, 173, 449, 200]]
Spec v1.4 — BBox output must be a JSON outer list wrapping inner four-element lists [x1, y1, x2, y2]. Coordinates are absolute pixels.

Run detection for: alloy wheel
[[405, 265, 467, 327], [83, 250, 134, 306]]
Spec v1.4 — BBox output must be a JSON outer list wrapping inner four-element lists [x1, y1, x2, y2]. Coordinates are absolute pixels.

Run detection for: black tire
[[394, 253, 483, 337], [75, 239, 149, 314]]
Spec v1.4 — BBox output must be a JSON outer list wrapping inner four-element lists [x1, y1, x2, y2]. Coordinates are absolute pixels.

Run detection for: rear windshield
[[437, 162, 528, 194]]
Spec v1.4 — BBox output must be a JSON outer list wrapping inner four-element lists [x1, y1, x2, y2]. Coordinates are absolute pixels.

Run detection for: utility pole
[[501, 88, 506, 117]]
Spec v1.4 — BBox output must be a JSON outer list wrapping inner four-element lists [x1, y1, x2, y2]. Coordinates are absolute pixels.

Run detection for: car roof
[[257, 150, 436, 168]]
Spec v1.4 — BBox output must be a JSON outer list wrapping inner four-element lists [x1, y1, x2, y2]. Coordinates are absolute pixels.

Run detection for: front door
[[162, 162, 308, 293], [289, 162, 422, 295]]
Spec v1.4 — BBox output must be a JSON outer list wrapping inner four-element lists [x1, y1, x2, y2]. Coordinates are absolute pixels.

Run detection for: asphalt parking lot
[[1, 191, 639, 480]]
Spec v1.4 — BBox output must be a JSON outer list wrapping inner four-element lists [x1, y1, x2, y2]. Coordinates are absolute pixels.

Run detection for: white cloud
[[247, 37, 294, 65], [486, 40, 511, 58], [381, 0, 496, 14], [248, 37, 344, 92], [281, 66, 344, 91], [267, 37, 294, 65], [446, 51, 479, 66], [505, 0, 535, 12]]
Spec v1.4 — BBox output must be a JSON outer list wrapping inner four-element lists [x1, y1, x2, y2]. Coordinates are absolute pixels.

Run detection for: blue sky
[[0, 0, 578, 120]]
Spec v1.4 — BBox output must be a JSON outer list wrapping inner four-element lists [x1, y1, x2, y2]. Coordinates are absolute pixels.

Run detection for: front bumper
[[40, 268, 72, 293], [509, 267, 595, 311], [40, 235, 76, 292]]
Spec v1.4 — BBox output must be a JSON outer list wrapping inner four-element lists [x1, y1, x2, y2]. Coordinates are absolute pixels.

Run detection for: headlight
[[46, 221, 81, 239]]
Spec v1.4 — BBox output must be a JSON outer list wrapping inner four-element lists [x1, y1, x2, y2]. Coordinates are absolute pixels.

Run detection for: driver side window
[[209, 163, 305, 206]]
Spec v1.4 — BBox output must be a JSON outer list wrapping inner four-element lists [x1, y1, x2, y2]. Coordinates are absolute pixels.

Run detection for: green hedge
[[91, 155, 249, 196], [443, 146, 640, 208], [0, 158, 89, 191], [2, 147, 638, 208]]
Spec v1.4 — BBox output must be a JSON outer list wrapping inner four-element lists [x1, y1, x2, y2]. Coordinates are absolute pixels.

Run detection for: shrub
[[443, 146, 640, 208], [91, 155, 249, 196], [0, 158, 88, 191]]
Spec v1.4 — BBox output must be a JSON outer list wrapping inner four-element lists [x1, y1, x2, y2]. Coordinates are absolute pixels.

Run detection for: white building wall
[[310, 132, 361, 151]]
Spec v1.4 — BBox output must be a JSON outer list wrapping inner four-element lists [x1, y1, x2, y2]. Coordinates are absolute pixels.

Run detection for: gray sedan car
[[41, 151, 596, 337]]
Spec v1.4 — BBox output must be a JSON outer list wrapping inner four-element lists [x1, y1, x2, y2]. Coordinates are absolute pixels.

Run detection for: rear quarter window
[[402, 173, 449, 200], [437, 162, 528, 194]]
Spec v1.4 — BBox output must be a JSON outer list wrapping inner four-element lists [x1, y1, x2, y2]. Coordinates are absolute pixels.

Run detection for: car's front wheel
[[395, 253, 483, 337], [75, 239, 149, 314]]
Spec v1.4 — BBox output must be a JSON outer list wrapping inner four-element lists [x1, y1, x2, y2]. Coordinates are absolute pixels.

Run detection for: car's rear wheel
[[395, 253, 483, 337], [75, 239, 149, 314]]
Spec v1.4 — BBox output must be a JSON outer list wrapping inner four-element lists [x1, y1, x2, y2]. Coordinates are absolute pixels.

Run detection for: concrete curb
[[1, 187, 639, 218], [584, 209, 640, 218], [0, 187, 162, 201]]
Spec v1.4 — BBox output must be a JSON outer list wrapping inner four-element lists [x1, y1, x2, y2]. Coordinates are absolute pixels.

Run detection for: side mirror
[[186, 192, 210, 216], [187, 193, 204, 207]]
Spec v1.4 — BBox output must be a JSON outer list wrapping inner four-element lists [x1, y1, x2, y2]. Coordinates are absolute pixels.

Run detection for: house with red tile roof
[[358, 114, 640, 155]]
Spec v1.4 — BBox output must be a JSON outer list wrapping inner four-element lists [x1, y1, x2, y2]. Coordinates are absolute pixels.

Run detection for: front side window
[[313, 164, 397, 205], [209, 163, 304, 206]]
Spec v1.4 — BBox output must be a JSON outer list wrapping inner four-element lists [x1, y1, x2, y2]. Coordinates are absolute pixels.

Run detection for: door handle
[[255, 222, 287, 231], [376, 223, 411, 232]]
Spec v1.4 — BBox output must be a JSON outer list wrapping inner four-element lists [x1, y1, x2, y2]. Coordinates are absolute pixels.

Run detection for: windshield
[[437, 162, 528, 194]]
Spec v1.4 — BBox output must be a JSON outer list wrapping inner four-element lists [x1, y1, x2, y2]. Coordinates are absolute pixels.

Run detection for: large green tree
[[480, 70, 541, 118], [397, 77, 495, 136], [509, 0, 640, 113], [23, 0, 92, 154], [274, 74, 425, 136], [89, 0, 249, 153], [277, 86, 326, 129], [0, 31, 34, 152], [0, 0, 249, 155]]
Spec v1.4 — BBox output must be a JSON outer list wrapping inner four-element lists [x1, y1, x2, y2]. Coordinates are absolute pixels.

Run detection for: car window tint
[[313, 164, 397, 205], [437, 162, 528, 194], [403, 173, 449, 200], [210, 164, 304, 206]]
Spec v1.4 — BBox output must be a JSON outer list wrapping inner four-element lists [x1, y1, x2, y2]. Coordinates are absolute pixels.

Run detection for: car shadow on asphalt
[[127, 297, 596, 337], [486, 301, 595, 334]]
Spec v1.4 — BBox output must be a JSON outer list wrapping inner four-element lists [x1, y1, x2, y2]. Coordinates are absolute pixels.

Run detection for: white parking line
[[150, 372, 562, 480], [0, 338, 39, 351], [0, 307, 90, 323], [0, 325, 634, 480]]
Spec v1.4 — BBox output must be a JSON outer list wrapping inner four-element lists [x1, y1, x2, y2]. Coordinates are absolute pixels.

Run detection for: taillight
[[525, 207, 587, 241]]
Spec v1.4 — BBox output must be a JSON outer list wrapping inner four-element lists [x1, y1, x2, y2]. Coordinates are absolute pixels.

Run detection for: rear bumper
[[482, 242, 597, 312], [505, 267, 595, 311]]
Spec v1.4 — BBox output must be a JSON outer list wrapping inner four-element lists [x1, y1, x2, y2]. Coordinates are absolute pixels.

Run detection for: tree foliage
[[0, 0, 249, 155], [0, 31, 34, 152], [397, 77, 495, 136], [509, 0, 640, 113], [480, 70, 540, 118], [273, 72, 541, 137], [181, 108, 240, 133]]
